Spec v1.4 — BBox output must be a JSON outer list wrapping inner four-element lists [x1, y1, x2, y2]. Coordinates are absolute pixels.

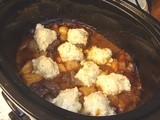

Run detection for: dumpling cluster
[[75, 61, 100, 87], [26, 23, 132, 116], [34, 23, 57, 51], [52, 87, 82, 113], [58, 42, 84, 62]]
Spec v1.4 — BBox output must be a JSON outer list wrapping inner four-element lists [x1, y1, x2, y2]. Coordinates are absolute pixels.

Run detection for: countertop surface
[[0, 87, 11, 120], [151, 0, 160, 20]]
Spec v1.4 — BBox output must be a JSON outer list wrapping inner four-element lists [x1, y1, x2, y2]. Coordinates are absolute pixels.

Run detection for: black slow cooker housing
[[0, 0, 160, 120]]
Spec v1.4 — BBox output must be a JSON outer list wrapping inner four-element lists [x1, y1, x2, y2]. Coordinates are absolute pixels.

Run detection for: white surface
[[0, 87, 11, 120], [128, 0, 148, 12]]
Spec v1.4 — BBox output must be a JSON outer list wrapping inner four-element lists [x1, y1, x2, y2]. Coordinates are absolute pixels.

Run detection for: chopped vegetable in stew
[[16, 20, 141, 116]]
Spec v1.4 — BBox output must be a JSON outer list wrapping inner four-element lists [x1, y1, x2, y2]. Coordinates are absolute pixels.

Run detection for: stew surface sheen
[[16, 20, 141, 115]]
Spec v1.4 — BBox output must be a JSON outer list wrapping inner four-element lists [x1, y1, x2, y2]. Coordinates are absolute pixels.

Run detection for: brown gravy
[[16, 21, 141, 114]]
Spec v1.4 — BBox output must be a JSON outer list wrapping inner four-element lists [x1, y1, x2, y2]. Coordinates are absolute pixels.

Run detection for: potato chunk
[[79, 86, 96, 96], [65, 60, 80, 71], [56, 55, 63, 63], [58, 64, 67, 72], [111, 59, 118, 72], [21, 61, 33, 74], [23, 73, 43, 86], [59, 26, 68, 41]]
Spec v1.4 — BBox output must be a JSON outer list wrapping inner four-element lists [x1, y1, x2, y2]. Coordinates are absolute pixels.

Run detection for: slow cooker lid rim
[[103, 0, 160, 45], [104, 0, 160, 53], [0, 0, 159, 119]]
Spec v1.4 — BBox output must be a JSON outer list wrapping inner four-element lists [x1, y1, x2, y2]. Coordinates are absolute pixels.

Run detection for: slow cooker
[[0, 0, 160, 120]]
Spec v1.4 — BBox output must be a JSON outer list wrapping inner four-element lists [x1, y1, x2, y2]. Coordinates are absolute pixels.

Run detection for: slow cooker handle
[[2, 92, 31, 120], [9, 111, 30, 120]]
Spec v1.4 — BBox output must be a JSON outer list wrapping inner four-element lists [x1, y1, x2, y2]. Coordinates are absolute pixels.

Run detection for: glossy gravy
[[16, 21, 141, 114]]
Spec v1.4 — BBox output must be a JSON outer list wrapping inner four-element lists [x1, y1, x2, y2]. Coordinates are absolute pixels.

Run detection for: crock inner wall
[[0, 0, 160, 119]]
